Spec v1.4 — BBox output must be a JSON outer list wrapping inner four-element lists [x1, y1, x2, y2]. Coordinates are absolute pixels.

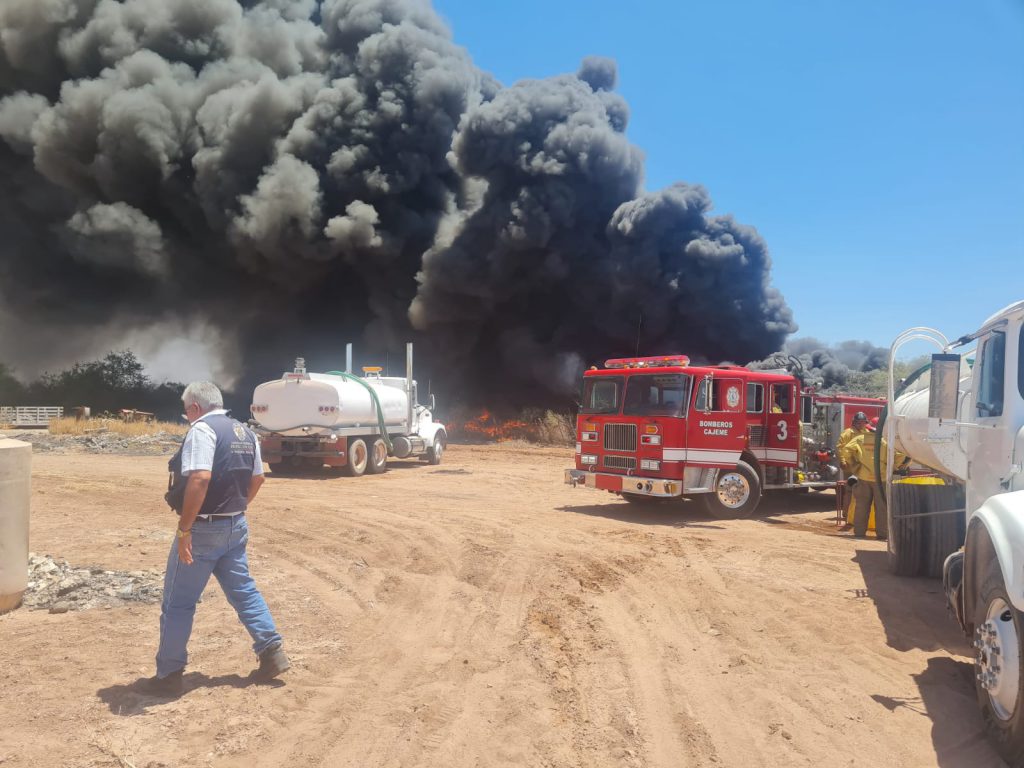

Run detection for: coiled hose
[[325, 371, 394, 453]]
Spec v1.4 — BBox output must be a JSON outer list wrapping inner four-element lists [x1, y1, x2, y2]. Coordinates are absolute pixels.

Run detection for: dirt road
[[0, 444, 1005, 767]]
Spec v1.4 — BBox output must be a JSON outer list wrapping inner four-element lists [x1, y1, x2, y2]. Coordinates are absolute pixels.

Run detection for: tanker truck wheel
[[425, 435, 444, 465], [701, 461, 761, 519], [343, 438, 369, 477], [366, 438, 388, 474], [974, 563, 1024, 765]]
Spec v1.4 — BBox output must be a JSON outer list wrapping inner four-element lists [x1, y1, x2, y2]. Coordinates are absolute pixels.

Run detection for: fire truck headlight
[[641, 435, 662, 446], [581, 454, 598, 466], [641, 459, 661, 471], [581, 431, 598, 442]]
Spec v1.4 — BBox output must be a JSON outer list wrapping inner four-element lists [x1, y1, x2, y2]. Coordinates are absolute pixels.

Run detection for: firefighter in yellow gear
[[839, 421, 906, 540], [836, 412, 871, 524]]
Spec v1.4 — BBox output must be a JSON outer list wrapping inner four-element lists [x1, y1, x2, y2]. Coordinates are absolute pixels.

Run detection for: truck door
[[968, 330, 1013, 513], [767, 381, 800, 465], [688, 375, 746, 466]]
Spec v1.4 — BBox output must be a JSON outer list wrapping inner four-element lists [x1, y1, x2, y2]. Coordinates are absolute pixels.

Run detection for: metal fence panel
[[0, 406, 63, 427]]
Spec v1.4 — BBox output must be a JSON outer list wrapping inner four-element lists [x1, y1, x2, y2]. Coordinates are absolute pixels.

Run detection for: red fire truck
[[564, 355, 885, 517]]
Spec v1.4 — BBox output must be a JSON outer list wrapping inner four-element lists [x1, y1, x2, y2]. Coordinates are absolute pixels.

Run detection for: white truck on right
[[885, 299, 1024, 764]]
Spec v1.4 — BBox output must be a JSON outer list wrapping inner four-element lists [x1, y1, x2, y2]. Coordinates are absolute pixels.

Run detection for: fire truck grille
[[603, 423, 637, 452], [603, 455, 637, 471], [747, 426, 766, 447]]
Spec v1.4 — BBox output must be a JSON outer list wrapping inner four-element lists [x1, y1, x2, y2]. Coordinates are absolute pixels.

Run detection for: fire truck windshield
[[581, 376, 624, 414], [623, 374, 692, 418]]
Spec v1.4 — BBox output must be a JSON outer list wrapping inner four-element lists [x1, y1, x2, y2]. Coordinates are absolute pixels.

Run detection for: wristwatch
[[176, 528, 191, 539]]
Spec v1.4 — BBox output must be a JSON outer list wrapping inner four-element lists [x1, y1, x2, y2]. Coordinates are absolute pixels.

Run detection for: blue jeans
[[156, 515, 282, 678]]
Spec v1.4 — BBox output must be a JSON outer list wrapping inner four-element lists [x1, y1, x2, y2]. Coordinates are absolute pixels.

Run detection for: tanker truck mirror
[[430, 393, 436, 411], [929, 353, 960, 421]]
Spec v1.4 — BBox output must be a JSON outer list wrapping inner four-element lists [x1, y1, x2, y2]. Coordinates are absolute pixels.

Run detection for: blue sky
[[433, 0, 1024, 351]]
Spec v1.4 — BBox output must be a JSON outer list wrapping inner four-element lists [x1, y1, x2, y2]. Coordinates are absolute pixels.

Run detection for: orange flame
[[456, 408, 535, 441]]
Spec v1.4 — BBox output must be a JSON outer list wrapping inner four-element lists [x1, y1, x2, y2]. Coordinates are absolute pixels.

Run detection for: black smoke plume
[[749, 338, 889, 390], [0, 0, 795, 407]]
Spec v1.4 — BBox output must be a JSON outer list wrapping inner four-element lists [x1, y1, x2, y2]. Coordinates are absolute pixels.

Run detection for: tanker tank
[[252, 373, 410, 437], [890, 373, 971, 481]]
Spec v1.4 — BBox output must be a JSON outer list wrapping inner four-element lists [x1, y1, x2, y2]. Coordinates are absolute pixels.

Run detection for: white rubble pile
[[23, 553, 163, 613], [6, 431, 183, 455]]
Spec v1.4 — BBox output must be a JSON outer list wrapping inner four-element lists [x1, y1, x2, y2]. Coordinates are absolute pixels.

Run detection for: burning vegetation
[[447, 408, 574, 445]]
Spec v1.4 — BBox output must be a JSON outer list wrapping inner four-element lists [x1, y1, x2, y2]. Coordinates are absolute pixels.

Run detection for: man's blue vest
[[197, 414, 258, 518]]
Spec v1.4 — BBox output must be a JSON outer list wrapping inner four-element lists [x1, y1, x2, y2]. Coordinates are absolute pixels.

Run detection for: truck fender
[[416, 422, 447, 446], [964, 491, 1024, 619]]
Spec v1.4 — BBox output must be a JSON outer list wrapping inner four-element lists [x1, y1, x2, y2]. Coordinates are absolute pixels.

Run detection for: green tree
[[33, 351, 159, 414]]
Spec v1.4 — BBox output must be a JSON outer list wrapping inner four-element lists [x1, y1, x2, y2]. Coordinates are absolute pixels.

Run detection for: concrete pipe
[[0, 438, 31, 614]]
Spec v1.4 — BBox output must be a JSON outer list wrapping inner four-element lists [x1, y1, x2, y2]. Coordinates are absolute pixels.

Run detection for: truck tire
[[888, 482, 924, 577], [366, 437, 388, 474], [343, 438, 369, 477], [974, 563, 1024, 766], [701, 461, 761, 519], [889, 482, 966, 578], [425, 435, 444, 465]]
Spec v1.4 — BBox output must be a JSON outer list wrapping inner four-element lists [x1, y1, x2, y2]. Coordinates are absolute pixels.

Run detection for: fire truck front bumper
[[564, 469, 682, 498]]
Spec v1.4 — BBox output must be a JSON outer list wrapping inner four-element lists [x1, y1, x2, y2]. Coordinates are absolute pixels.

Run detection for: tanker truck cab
[[887, 300, 1024, 761], [565, 356, 824, 518]]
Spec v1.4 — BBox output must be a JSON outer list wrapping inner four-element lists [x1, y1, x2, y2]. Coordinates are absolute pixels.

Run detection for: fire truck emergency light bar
[[604, 356, 690, 369]]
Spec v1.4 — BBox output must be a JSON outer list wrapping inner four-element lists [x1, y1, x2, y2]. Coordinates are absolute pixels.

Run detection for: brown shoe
[[256, 643, 290, 679], [139, 669, 184, 697]]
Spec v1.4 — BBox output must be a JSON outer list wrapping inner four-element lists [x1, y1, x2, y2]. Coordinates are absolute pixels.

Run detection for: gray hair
[[182, 381, 224, 412]]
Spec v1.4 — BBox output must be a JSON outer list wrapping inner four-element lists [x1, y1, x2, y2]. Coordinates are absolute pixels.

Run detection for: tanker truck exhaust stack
[[250, 343, 447, 477]]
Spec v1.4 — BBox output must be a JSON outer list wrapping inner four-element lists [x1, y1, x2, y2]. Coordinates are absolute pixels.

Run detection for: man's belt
[[194, 512, 245, 522]]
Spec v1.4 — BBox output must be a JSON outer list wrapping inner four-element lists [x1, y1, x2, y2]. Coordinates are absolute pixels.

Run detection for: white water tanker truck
[[250, 343, 447, 476], [884, 300, 1024, 763]]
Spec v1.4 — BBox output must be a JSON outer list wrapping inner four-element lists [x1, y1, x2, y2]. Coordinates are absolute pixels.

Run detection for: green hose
[[325, 371, 394, 452]]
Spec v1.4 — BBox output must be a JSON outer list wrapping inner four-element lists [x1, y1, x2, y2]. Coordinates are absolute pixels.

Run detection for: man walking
[[145, 381, 289, 696]]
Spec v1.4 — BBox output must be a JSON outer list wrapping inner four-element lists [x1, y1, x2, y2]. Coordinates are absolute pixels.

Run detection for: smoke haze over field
[[0, 0, 795, 405]]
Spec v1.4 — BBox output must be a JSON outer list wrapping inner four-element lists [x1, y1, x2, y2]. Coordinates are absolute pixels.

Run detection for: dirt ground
[[0, 442, 1007, 768]]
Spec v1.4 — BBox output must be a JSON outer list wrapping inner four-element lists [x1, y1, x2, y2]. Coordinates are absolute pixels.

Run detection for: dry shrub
[[525, 408, 576, 445], [48, 417, 188, 437]]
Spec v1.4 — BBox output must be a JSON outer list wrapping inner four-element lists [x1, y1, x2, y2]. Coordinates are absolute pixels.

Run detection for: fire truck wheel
[[426, 435, 444, 465], [366, 438, 388, 474], [343, 438, 369, 477], [701, 461, 761, 519], [974, 562, 1024, 766]]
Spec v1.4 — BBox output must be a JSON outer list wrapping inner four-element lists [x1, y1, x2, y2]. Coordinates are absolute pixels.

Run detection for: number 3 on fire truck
[[776, 419, 788, 442]]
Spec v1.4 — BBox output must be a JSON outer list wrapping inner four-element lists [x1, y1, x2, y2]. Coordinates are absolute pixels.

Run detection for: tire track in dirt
[[235, 484, 552, 766]]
